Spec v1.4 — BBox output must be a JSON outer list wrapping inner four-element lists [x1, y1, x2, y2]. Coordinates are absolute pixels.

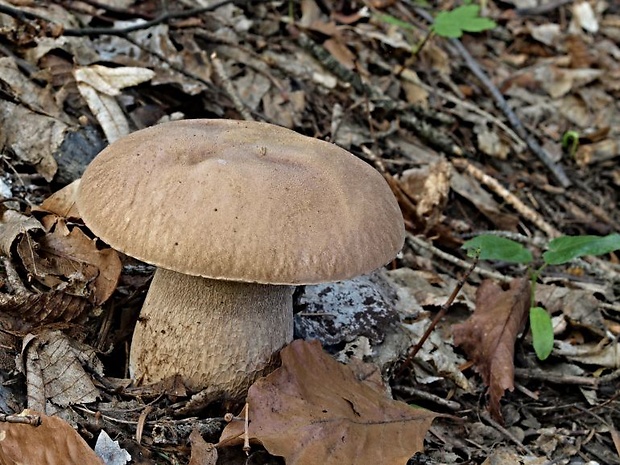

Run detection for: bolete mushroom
[[77, 119, 404, 399]]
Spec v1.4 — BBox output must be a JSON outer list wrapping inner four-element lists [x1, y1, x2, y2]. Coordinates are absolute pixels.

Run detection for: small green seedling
[[462, 234, 620, 360], [374, 2, 496, 57], [561, 130, 580, 158], [432, 4, 496, 39]]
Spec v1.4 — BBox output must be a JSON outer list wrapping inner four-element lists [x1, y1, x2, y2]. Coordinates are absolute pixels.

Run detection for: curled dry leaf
[[0, 409, 104, 465], [0, 208, 121, 312], [25, 218, 121, 305], [219, 340, 437, 465], [73, 65, 156, 143], [453, 278, 531, 422]]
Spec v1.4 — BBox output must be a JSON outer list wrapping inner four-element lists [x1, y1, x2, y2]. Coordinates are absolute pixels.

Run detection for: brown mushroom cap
[[77, 119, 404, 285]]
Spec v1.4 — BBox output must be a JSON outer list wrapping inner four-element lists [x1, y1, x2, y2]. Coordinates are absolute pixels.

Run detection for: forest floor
[[0, 0, 619, 464]]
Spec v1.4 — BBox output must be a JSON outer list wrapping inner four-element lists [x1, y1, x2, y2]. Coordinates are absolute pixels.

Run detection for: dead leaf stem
[[392, 385, 461, 411], [296, 32, 463, 157], [480, 411, 535, 456], [452, 158, 561, 238], [395, 252, 478, 378], [411, 5, 571, 188]]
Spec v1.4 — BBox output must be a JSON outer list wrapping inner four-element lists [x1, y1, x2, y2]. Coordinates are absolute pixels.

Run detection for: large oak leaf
[[453, 278, 530, 421], [0, 410, 104, 465], [219, 339, 437, 465]]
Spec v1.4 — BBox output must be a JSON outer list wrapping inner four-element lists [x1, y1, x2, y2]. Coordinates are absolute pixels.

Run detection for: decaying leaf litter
[[0, 0, 619, 463]]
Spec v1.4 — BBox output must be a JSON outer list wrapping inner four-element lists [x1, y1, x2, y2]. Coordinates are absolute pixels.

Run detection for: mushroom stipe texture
[[77, 119, 405, 398]]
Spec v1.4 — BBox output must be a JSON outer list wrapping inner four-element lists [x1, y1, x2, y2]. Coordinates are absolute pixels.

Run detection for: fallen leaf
[[571, 1, 598, 33], [0, 103, 63, 182], [22, 330, 102, 412], [189, 429, 218, 465], [450, 171, 519, 231], [0, 208, 121, 307], [553, 340, 620, 368], [27, 218, 122, 305], [611, 429, 620, 461], [219, 340, 437, 465], [73, 65, 154, 143], [453, 278, 531, 422], [398, 159, 452, 233], [38, 179, 82, 219], [0, 409, 104, 465], [0, 290, 88, 329]]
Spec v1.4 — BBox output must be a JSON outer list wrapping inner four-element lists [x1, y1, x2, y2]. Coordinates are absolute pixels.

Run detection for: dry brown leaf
[[0, 409, 104, 465], [0, 101, 63, 183], [0, 209, 43, 257], [22, 330, 102, 412], [33, 219, 121, 305], [398, 159, 452, 233], [38, 179, 82, 219], [189, 429, 218, 465], [0, 209, 121, 308], [219, 340, 437, 465], [450, 171, 519, 231], [0, 290, 88, 328], [453, 278, 531, 422]]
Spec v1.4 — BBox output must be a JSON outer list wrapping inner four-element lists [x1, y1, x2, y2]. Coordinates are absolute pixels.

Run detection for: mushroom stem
[[129, 268, 294, 398]]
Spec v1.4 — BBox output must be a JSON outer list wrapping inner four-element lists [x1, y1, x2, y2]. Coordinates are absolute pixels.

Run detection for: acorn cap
[[77, 119, 404, 285]]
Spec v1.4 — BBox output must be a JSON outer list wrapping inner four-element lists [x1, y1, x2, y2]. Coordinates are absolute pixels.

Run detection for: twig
[[296, 32, 463, 157], [480, 411, 536, 456], [453, 41, 571, 187], [514, 366, 620, 388], [402, 73, 527, 152], [412, 6, 571, 188], [210, 52, 254, 121], [406, 234, 510, 282], [0, 412, 41, 426], [452, 158, 561, 238], [564, 189, 620, 231], [1, 0, 244, 37], [64, 0, 245, 36], [393, 385, 461, 411], [243, 402, 250, 454], [136, 405, 153, 444], [0, 4, 51, 23], [394, 253, 478, 378], [516, 0, 573, 16]]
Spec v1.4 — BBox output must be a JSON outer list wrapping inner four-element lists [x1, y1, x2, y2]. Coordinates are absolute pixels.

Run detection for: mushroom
[[76, 119, 404, 399]]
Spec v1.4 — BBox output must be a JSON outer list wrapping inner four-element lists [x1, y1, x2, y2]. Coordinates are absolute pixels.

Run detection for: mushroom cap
[[77, 119, 404, 285]]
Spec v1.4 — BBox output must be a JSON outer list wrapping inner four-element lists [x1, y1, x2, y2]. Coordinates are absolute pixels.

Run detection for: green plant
[[462, 234, 620, 360], [561, 130, 580, 157], [374, 2, 496, 57], [432, 4, 496, 39]]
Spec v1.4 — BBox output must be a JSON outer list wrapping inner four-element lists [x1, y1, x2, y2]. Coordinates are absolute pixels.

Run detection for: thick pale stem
[[130, 268, 294, 399]]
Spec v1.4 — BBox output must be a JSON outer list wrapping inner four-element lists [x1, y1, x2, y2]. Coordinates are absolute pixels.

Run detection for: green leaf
[[530, 306, 554, 360], [375, 13, 416, 31], [462, 235, 533, 264], [432, 5, 496, 39], [543, 234, 620, 265]]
